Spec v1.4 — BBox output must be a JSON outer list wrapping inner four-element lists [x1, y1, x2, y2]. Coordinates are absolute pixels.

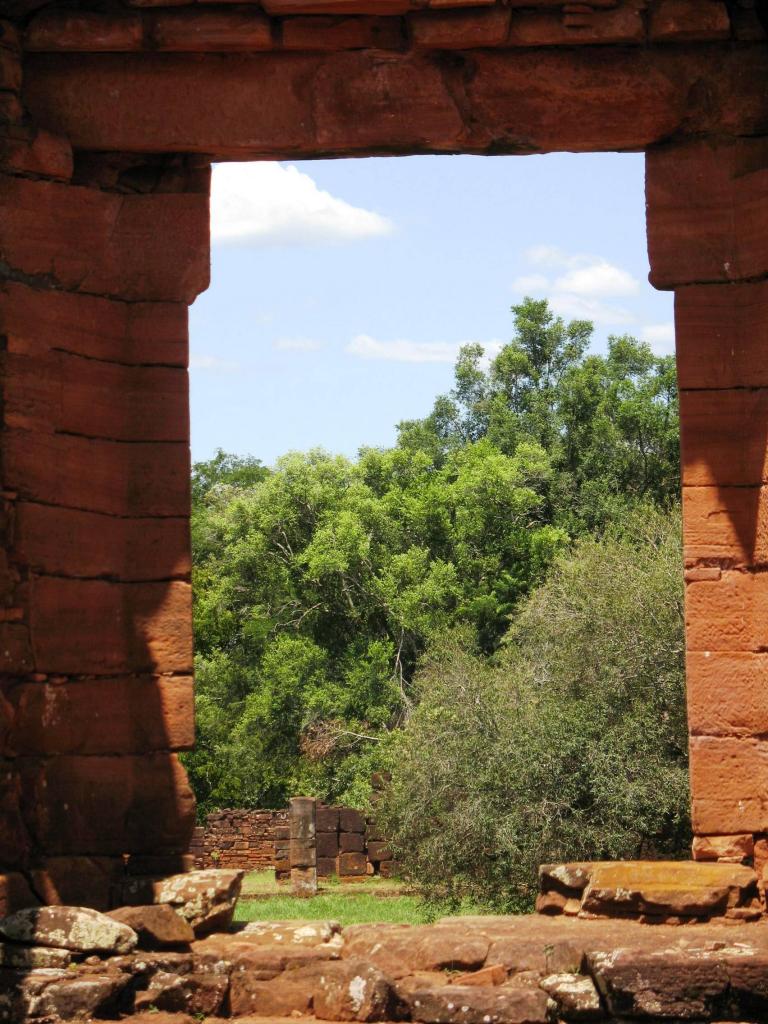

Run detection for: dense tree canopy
[[185, 298, 680, 816], [376, 508, 688, 911]]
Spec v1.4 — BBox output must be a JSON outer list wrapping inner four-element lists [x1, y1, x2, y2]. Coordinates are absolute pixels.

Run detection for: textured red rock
[[649, 0, 731, 41], [108, 905, 195, 949], [0, 175, 209, 303], [150, 10, 272, 51], [13, 503, 191, 582], [647, 138, 768, 289], [682, 486, 768, 569], [409, 7, 511, 48], [685, 571, 768, 653], [0, 905, 137, 952], [313, 959, 396, 1021], [408, 984, 550, 1024], [340, 808, 365, 833], [0, 282, 188, 368], [124, 869, 244, 936], [690, 736, 768, 833], [19, 753, 196, 856], [281, 16, 403, 50], [686, 651, 768, 738], [134, 970, 228, 1014], [30, 856, 124, 911], [24, 47, 768, 158], [691, 833, 754, 864], [25, 11, 144, 51], [507, 5, 643, 46], [29, 577, 192, 675]]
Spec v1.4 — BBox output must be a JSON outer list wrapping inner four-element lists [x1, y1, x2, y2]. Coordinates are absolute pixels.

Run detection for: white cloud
[[549, 293, 637, 327], [641, 322, 676, 355], [211, 162, 394, 245], [554, 262, 638, 298], [274, 338, 323, 352], [513, 246, 641, 328], [511, 273, 549, 293], [190, 353, 239, 372], [347, 335, 459, 364], [346, 335, 503, 365]]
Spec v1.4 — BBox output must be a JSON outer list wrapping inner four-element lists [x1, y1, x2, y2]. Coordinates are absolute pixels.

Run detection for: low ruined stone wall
[[191, 805, 394, 878], [189, 809, 288, 871]]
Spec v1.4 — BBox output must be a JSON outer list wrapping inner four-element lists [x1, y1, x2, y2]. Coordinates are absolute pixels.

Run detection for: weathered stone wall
[[189, 809, 288, 871], [1, 0, 768, 903], [189, 806, 393, 878]]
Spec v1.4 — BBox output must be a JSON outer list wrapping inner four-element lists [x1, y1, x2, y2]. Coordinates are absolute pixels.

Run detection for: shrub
[[376, 506, 688, 912]]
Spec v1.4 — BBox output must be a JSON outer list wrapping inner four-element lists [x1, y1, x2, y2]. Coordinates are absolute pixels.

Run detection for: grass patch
[[234, 871, 486, 927]]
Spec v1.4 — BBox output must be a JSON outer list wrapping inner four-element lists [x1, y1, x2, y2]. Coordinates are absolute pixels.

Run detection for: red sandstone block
[[409, 7, 511, 48], [340, 808, 365, 832], [682, 486, 768, 569], [339, 831, 365, 853], [366, 840, 392, 862], [0, 872, 38, 915], [316, 805, 340, 832], [316, 831, 339, 858], [13, 502, 191, 582], [338, 851, 367, 876], [4, 351, 188, 443], [263, 0, 411, 13], [647, 138, 768, 289], [281, 16, 402, 49], [0, 624, 33, 673], [0, 21, 21, 52], [4, 430, 190, 518], [675, 281, 768, 390], [19, 752, 196, 855], [317, 857, 336, 877], [25, 47, 746, 158], [687, 651, 768, 738], [0, 763, 31, 868], [0, 175, 209, 303], [29, 577, 193, 675], [507, 6, 643, 46], [690, 735, 768, 834], [151, 11, 272, 50], [0, 90, 23, 125], [26, 12, 144, 52], [649, 0, 730, 41], [0, 283, 188, 368], [5, 675, 194, 756], [0, 128, 73, 180], [31, 856, 124, 911], [679, 389, 768, 488], [0, 48, 20, 92], [685, 570, 768, 653]]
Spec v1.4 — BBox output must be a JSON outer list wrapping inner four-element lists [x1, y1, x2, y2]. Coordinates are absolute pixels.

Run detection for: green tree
[[376, 507, 688, 912]]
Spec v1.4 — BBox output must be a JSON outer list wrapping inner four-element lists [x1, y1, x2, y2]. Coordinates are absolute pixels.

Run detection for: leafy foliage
[[376, 508, 688, 912], [185, 299, 681, 819]]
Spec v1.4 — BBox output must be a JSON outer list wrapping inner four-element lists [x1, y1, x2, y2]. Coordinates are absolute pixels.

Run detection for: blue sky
[[190, 153, 674, 466]]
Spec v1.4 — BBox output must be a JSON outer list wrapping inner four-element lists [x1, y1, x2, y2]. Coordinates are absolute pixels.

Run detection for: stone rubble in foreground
[[6, 865, 768, 1022]]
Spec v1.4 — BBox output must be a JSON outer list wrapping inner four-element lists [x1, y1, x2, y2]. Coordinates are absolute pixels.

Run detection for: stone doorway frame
[[1, 0, 767, 908]]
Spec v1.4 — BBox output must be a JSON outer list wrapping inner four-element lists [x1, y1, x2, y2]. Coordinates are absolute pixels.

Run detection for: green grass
[[234, 871, 483, 927]]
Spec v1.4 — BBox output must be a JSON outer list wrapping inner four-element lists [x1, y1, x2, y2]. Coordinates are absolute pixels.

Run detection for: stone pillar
[[647, 137, 768, 859], [289, 797, 318, 897], [0, 32, 210, 908]]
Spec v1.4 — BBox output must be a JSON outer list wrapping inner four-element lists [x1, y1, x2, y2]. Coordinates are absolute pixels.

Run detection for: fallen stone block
[[540, 972, 602, 1020], [229, 962, 324, 1016], [580, 861, 759, 919], [588, 946, 732, 1019], [133, 969, 228, 1016], [123, 868, 244, 936], [108, 905, 195, 950], [450, 964, 507, 987], [314, 958, 397, 1021], [408, 984, 550, 1024], [0, 941, 71, 968], [241, 919, 342, 947], [0, 905, 137, 953], [32, 972, 131, 1021], [343, 924, 489, 978]]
